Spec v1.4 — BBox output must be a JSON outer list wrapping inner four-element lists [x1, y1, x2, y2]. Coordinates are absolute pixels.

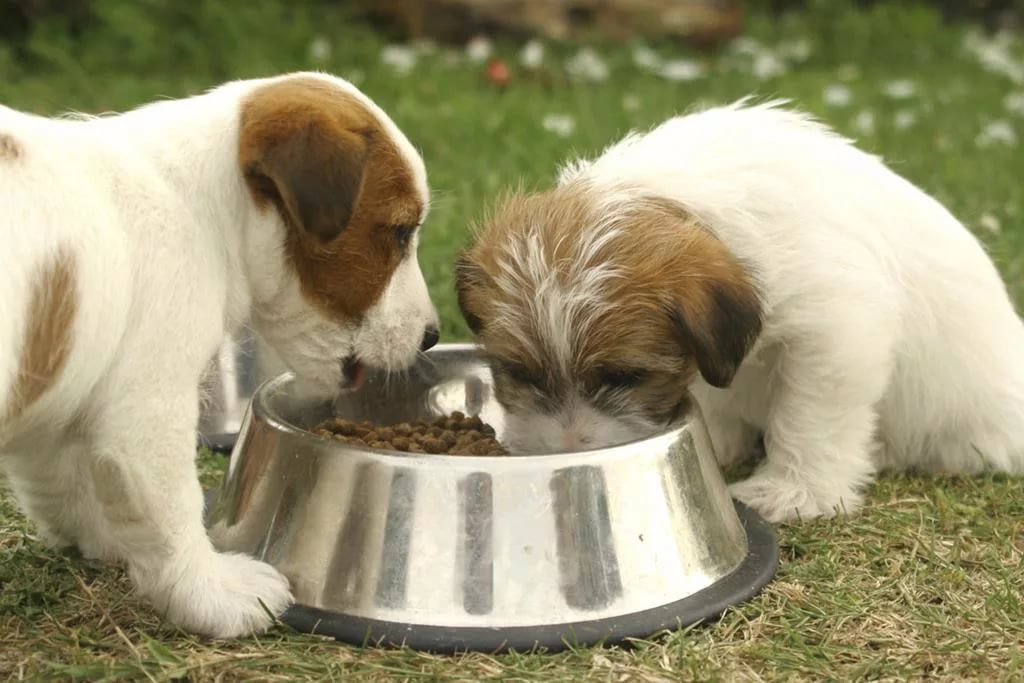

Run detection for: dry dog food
[[313, 411, 507, 456]]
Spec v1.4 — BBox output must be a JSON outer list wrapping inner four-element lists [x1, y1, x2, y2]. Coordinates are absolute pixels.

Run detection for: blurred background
[[1, 0, 1022, 337]]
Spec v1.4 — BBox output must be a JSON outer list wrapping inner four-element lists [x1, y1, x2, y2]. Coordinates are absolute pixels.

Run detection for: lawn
[[2, 2, 1023, 680]]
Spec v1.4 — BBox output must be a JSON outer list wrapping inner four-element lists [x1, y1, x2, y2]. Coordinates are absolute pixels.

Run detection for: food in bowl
[[312, 411, 508, 456]]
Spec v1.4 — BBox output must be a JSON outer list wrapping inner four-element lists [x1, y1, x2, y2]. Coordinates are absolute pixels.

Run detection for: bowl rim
[[249, 343, 701, 465]]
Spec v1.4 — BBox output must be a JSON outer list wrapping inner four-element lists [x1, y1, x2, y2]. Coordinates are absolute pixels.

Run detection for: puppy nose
[[420, 326, 440, 352]]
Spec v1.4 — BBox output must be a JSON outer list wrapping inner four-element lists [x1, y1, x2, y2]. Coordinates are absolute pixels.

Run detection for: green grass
[[2, 2, 1024, 680]]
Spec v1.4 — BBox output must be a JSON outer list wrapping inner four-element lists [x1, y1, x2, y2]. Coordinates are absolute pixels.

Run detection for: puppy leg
[[2, 441, 98, 551], [693, 389, 760, 468], [729, 332, 890, 523], [85, 386, 292, 638]]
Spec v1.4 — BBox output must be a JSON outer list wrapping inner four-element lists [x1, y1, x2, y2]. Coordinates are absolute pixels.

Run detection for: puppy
[[0, 72, 438, 637], [456, 99, 1024, 523]]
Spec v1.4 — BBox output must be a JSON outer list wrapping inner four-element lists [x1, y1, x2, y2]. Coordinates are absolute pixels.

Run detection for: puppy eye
[[596, 367, 647, 390], [393, 225, 416, 250]]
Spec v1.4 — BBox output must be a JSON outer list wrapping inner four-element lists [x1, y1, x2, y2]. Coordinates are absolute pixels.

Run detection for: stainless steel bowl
[[205, 344, 777, 652]]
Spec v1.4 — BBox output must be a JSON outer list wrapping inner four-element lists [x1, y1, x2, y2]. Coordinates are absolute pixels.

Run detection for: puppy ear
[[240, 95, 370, 243], [667, 277, 762, 389], [454, 252, 488, 335]]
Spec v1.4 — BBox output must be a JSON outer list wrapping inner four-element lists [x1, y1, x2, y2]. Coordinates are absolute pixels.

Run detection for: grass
[[2, 1, 1024, 680]]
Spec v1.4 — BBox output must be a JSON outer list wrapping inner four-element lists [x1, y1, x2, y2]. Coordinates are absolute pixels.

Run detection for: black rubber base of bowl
[[277, 500, 777, 654]]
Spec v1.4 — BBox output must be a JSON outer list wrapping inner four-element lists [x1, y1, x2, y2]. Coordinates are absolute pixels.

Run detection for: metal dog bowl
[[204, 344, 778, 652]]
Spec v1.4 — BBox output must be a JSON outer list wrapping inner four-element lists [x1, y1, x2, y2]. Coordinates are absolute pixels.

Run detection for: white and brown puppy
[[456, 99, 1024, 524], [0, 72, 438, 637]]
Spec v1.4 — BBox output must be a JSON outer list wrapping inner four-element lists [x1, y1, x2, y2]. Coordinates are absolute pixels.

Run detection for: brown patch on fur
[[239, 76, 423, 319], [3, 249, 77, 423], [0, 133, 22, 160], [456, 184, 761, 423]]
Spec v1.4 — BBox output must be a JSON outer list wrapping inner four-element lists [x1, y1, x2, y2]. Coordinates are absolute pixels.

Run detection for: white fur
[[526, 99, 1024, 521], [504, 399, 648, 453], [492, 228, 623, 375], [0, 72, 436, 636]]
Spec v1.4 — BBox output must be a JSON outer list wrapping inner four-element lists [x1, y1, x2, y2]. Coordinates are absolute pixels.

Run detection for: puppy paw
[[145, 552, 293, 638], [730, 474, 863, 523], [706, 420, 758, 468], [35, 524, 75, 550], [77, 533, 121, 562]]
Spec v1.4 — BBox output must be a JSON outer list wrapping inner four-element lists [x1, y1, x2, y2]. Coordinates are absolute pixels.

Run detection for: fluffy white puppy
[[456, 99, 1024, 523], [0, 72, 438, 637]]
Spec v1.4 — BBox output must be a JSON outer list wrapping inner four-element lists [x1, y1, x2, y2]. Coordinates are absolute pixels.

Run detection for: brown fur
[[0, 133, 22, 161], [238, 77, 423, 320], [3, 249, 78, 423], [456, 184, 762, 424]]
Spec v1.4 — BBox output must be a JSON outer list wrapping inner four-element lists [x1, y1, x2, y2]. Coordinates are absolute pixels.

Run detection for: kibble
[[313, 411, 507, 456]]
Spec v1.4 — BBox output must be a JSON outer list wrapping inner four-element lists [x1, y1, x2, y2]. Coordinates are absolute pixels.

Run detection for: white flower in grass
[[854, 110, 876, 135], [752, 52, 786, 80], [381, 44, 417, 74], [883, 80, 917, 99], [893, 109, 917, 130], [978, 213, 1002, 234], [976, 120, 1018, 148], [963, 29, 1024, 84], [466, 35, 493, 63], [658, 59, 703, 82], [566, 47, 609, 83], [542, 114, 576, 137], [823, 84, 852, 108], [732, 35, 810, 79], [730, 36, 762, 56], [308, 36, 331, 64], [778, 38, 812, 61], [1004, 92, 1024, 117], [519, 39, 544, 69], [622, 94, 641, 112], [632, 45, 661, 70]]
